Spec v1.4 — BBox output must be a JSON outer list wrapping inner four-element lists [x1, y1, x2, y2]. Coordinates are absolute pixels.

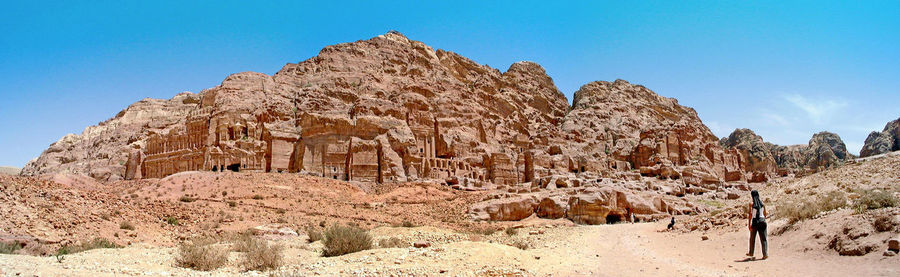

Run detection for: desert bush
[[179, 195, 196, 202], [510, 240, 529, 250], [873, 214, 897, 232], [175, 238, 228, 271], [165, 216, 179, 226], [305, 225, 323, 242], [819, 190, 848, 211], [232, 233, 258, 252], [378, 237, 408, 248], [0, 241, 22, 254], [234, 236, 283, 271], [779, 191, 848, 224], [252, 194, 264, 200], [505, 227, 518, 236], [854, 189, 898, 212], [57, 238, 121, 255], [321, 224, 372, 257], [227, 201, 237, 207], [401, 220, 415, 228], [119, 221, 135, 230]]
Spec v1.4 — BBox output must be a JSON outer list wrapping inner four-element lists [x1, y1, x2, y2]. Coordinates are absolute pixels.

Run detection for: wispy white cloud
[[783, 94, 847, 124], [761, 112, 790, 126]]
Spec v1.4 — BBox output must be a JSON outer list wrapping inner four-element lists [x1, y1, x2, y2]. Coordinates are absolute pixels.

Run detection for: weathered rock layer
[[23, 31, 742, 189], [860, 117, 900, 157]]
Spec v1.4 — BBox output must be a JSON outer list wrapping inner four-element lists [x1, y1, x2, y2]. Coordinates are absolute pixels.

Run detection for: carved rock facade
[[24, 32, 754, 189]]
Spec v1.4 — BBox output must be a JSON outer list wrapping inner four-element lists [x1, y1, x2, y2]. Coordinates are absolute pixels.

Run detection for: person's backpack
[[752, 205, 765, 225]]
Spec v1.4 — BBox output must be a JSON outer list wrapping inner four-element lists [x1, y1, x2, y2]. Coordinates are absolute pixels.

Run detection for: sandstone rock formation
[[720, 129, 853, 177], [719, 128, 777, 182], [24, 32, 568, 184], [23, 31, 740, 190], [860, 117, 900, 157], [559, 80, 743, 185]]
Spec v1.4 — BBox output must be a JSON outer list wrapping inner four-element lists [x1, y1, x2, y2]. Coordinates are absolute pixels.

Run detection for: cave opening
[[606, 214, 623, 224], [211, 165, 218, 172], [226, 164, 241, 172]]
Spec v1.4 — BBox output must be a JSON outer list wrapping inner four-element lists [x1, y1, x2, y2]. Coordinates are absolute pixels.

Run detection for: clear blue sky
[[1, 1, 898, 167]]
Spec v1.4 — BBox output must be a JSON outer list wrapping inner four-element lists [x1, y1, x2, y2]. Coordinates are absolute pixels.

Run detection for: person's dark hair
[[751, 190, 764, 209]]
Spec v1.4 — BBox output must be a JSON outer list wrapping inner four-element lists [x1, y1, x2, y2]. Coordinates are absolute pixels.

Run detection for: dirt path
[[553, 221, 900, 277], [1, 222, 898, 276]]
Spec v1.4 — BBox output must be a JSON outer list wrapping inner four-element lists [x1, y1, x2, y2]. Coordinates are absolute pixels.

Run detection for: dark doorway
[[226, 164, 241, 172], [606, 214, 623, 224], [212, 166, 218, 172]]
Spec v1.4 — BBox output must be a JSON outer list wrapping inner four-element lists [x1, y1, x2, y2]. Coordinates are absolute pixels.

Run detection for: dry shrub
[[119, 221, 135, 230], [322, 224, 372, 257], [231, 233, 258, 252], [779, 190, 848, 224], [57, 238, 121, 256], [510, 240, 529, 250], [0, 241, 22, 254], [378, 237, 408, 248], [175, 238, 228, 271], [401, 220, 415, 228], [306, 227, 323, 242], [241, 238, 283, 271], [505, 227, 518, 236], [873, 214, 897, 232], [854, 189, 898, 212]]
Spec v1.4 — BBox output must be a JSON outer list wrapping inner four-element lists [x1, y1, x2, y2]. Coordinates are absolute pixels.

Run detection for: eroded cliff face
[[719, 129, 854, 178], [560, 80, 743, 185], [22, 32, 743, 190], [24, 32, 569, 184], [860, 117, 900, 157]]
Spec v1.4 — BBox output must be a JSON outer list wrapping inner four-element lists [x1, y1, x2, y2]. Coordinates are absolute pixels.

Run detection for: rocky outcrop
[[23, 32, 568, 183], [23, 31, 753, 190], [804, 131, 852, 170], [860, 117, 900, 157], [560, 80, 742, 185], [719, 129, 777, 182], [720, 129, 854, 177]]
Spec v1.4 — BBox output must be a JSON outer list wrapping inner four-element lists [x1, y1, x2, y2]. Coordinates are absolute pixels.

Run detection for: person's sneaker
[[760, 255, 768, 260], [746, 253, 753, 257]]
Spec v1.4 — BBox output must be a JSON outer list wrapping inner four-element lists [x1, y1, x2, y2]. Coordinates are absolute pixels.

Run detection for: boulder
[[468, 196, 537, 221], [535, 196, 568, 219]]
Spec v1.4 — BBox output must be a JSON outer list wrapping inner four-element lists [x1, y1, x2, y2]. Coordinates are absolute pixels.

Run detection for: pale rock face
[[860, 117, 900, 157]]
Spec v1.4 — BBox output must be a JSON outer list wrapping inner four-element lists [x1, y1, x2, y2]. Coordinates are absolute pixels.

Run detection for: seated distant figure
[[667, 217, 675, 230], [747, 190, 769, 260]]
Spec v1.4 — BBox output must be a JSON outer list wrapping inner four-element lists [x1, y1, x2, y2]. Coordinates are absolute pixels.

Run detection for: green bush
[[321, 224, 372, 257], [165, 216, 179, 226]]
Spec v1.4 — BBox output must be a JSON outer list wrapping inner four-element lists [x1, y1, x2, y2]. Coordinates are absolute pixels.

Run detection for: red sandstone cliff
[[22, 31, 743, 187]]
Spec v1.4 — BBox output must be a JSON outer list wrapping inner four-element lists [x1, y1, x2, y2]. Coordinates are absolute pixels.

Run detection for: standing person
[[747, 190, 768, 260]]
